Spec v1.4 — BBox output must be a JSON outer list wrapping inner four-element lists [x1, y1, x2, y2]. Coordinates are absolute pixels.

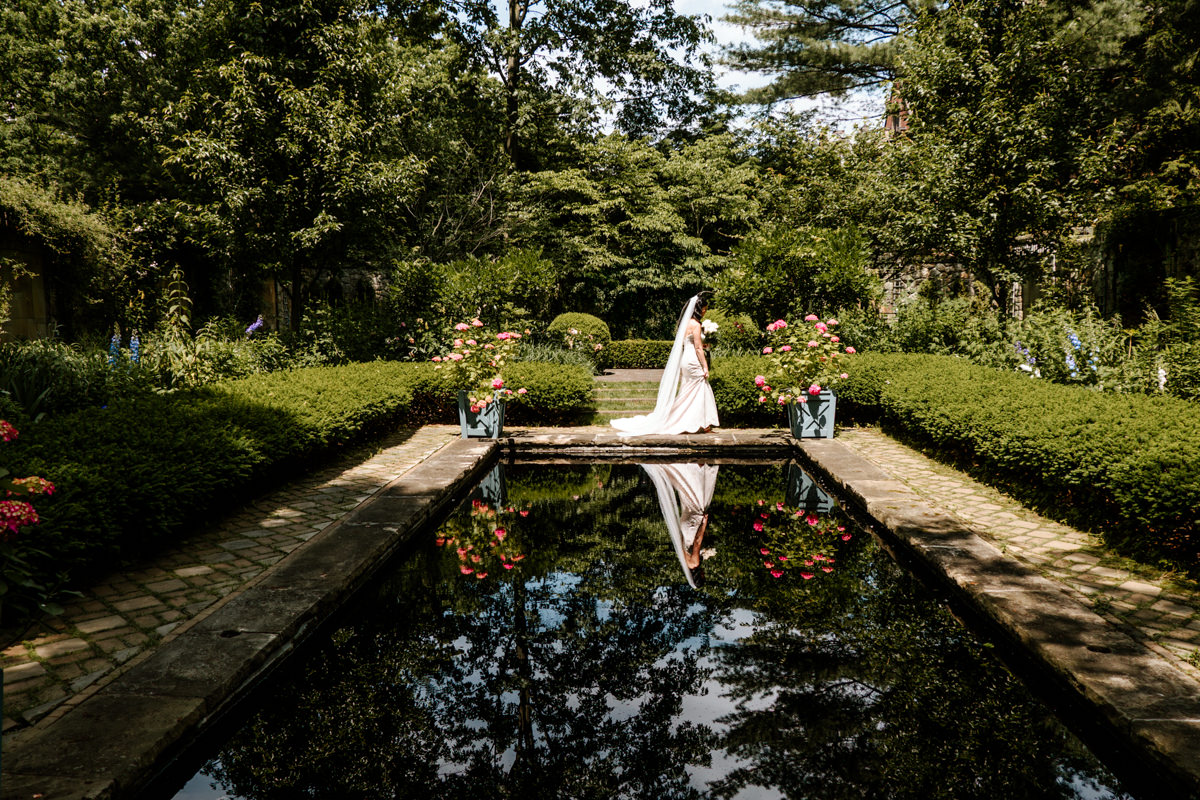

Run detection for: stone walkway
[[838, 426, 1200, 681], [0, 425, 460, 735]]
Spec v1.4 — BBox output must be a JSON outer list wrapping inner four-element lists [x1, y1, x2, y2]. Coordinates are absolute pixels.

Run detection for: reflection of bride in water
[[642, 463, 718, 588]]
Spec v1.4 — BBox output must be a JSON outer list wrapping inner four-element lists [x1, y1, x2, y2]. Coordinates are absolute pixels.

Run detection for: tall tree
[[450, 0, 714, 169], [722, 0, 937, 103]]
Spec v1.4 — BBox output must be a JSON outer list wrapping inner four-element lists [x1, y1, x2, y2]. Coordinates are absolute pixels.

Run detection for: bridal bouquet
[[753, 315, 855, 406], [432, 319, 526, 410]]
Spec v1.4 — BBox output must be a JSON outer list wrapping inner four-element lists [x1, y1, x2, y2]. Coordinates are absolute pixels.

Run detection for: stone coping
[[3, 426, 1199, 798]]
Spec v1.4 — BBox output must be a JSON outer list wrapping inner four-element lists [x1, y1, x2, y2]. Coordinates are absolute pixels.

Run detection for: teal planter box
[[786, 391, 836, 438], [457, 391, 506, 438]]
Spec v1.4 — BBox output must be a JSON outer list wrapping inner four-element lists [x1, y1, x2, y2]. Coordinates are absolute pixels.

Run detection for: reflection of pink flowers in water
[[801, 572, 814, 579], [753, 521, 764, 532], [760, 548, 770, 555]]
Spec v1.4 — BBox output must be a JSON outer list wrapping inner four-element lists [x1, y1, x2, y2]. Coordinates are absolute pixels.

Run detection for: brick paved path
[[838, 426, 1200, 679], [0, 425, 459, 735]]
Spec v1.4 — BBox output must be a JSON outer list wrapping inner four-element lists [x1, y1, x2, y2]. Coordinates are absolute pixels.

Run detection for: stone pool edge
[[1, 438, 499, 800], [795, 437, 1200, 797]]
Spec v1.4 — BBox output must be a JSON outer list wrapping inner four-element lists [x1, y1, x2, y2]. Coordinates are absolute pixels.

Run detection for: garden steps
[[592, 373, 661, 418]]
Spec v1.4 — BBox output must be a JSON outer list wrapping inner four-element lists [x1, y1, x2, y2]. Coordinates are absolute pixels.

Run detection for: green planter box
[[457, 391, 506, 438], [786, 391, 837, 438]]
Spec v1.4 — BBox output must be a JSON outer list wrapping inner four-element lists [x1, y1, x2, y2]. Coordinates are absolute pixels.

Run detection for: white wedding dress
[[611, 296, 720, 436]]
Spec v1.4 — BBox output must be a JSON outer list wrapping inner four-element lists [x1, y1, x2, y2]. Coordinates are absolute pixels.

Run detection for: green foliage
[[441, 249, 559, 332], [887, 294, 1011, 366], [710, 355, 777, 426], [838, 353, 1200, 570], [715, 225, 880, 326], [597, 340, 674, 370], [545, 313, 611, 359], [702, 308, 761, 353], [514, 343, 596, 374], [723, 0, 935, 102], [0, 339, 112, 418], [502, 362, 595, 424]]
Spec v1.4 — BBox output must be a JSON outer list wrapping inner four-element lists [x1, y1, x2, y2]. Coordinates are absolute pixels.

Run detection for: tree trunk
[[289, 260, 304, 335], [504, 0, 525, 171]]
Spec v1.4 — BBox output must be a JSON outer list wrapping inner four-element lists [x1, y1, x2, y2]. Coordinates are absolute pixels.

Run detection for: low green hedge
[[838, 353, 1200, 569], [711, 355, 776, 426], [0, 360, 593, 619], [598, 339, 674, 369]]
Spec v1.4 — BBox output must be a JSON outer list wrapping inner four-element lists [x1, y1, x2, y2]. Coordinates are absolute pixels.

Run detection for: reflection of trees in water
[[204, 464, 1130, 800], [706, 555, 1127, 800]]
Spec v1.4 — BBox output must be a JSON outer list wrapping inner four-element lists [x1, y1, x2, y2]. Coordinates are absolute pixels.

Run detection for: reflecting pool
[[169, 461, 1140, 800]]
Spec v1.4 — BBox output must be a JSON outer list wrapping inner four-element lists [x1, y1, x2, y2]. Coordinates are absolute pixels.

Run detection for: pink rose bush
[[754, 315, 855, 406], [0, 421, 57, 619], [433, 319, 527, 408]]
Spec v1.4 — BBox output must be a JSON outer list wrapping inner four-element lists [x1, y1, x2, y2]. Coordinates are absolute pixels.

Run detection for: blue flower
[[1067, 331, 1082, 350], [108, 331, 120, 367], [129, 331, 140, 366], [245, 315, 265, 336]]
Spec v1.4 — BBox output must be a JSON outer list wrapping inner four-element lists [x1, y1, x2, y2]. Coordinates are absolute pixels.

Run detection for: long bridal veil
[[642, 462, 719, 588], [610, 295, 699, 436]]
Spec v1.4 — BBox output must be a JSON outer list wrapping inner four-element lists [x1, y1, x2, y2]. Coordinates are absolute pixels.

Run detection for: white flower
[[701, 319, 719, 334], [700, 547, 717, 560], [1158, 367, 1168, 391]]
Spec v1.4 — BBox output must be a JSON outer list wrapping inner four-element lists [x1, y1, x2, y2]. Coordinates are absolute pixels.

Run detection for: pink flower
[[503, 563, 515, 569], [754, 375, 766, 387], [0, 500, 38, 537], [808, 384, 821, 395], [840, 373, 848, 379], [0, 421, 18, 442], [471, 319, 484, 327], [779, 345, 792, 352], [763, 347, 773, 354], [757, 396, 766, 403], [594, 343, 603, 351], [764, 561, 774, 568], [497, 332, 510, 340], [762, 385, 771, 392], [770, 569, 783, 578], [845, 347, 856, 354], [475, 571, 487, 579], [517, 387, 528, 395], [492, 377, 504, 389], [804, 314, 818, 322], [469, 405, 480, 413], [760, 548, 770, 555], [830, 336, 840, 343], [453, 338, 464, 347], [765, 322, 777, 332], [753, 521, 764, 532], [815, 322, 827, 333], [806, 514, 819, 526], [432, 356, 442, 363], [454, 322, 470, 331], [448, 353, 464, 361], [777, 396, 786, 405], [778, 555, 788, 561], [801, 572, 815, 580], [494, 527, 506, 540], [774, 319, 787, 329], [466, 339, 477, 346], [776, 502, 784, 510], [841, 533, 852, 541], [798, 395, 808, 403], [484, 343, 495, 350], [827, 318, 839, 326], [460, 565, 474, 574], [807, 341, 819, 348], [519, 509, 530, 517]]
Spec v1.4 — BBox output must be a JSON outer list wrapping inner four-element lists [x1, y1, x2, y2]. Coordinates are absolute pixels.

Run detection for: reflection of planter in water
[[786, 462, 835, 513], [457, 391, 506, 438], [786, 390, 836, 438], [478, 463, 507, 507]]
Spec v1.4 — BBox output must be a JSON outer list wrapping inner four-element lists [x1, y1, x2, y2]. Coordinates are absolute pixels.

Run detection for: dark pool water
[[168, 461, 1141, 800]]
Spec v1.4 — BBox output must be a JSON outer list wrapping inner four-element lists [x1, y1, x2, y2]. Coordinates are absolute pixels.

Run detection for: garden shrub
[[514, 343, 597, 374], [703, 308, 761, 353], [545, 313, 611, 360], [0, 360, 593, 612], [837, 353, 1200, 570], [503, 362, 595, 424], [710, 355, 776, 427], [0, 339, 113, 417], [598, 340, 673, 369]]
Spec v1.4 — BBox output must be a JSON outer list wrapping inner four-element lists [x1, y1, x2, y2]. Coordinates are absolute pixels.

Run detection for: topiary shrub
[[545, 313, 611, 362], [598, 340, 674, 369]]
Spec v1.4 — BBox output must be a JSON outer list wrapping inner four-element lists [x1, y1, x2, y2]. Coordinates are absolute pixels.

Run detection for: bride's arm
[[691, 322, 709, 378]]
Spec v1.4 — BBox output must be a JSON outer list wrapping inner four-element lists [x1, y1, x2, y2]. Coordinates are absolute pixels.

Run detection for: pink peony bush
[[432, 319, 526, 409]]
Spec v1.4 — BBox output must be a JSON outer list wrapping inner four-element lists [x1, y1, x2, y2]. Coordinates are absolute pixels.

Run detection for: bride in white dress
[[611, 293, 720, 436]]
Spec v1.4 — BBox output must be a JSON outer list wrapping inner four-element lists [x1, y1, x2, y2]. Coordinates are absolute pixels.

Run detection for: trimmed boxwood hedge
[[598, 339, 674, 370], [1, 361, 593, 606], [710, 355, 776, 426], [837, 353, 1200, 569]]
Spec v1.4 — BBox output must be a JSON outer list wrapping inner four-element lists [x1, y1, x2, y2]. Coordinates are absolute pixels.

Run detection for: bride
[[611, 293, 719, 435]]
